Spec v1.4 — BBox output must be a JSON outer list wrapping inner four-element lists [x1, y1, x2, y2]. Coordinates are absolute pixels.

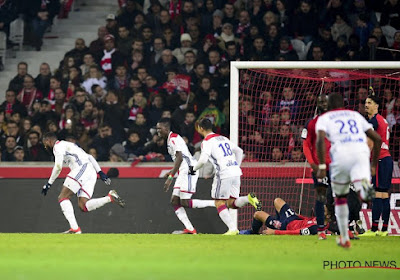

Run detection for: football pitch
[[0, 234, 399, 280]]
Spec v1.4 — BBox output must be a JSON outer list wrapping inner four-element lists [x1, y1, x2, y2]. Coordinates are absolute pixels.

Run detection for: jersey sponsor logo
[[226, 160, 238, 167], [301, 128, 308, 139]]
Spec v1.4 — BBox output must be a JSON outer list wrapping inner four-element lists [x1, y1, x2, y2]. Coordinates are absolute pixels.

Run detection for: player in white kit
[[315, 93, 381, 248], [157, 118, 215, 234], [41, 132, 125, 234], [192, 118, 261, 235]]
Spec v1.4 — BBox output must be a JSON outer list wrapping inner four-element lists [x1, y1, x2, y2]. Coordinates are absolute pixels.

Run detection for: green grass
[[0, 234, 399, 280]]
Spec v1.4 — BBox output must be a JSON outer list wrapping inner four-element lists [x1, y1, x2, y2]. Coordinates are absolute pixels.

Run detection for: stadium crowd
[[1, 0, 400, 163]]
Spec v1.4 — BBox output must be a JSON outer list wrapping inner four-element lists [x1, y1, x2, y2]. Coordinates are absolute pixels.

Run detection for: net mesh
[[237, 68, 400, 229]]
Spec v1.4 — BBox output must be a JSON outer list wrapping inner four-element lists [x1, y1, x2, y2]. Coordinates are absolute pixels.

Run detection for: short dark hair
[[158, 118, 171, 130], [198, 118, 213, 130], [367, 87, 380, 105], [327, 93, 344, 110], [43, 132, 57, 141]]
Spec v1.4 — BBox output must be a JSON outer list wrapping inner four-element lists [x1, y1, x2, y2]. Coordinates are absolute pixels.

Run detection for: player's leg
[[331, 182, 351, 246], [77, 168, 124, 212], [59, 179, 80, 233], [181, 172, 215, 209], [171, 174, 196, 233], [212, 177, 238, 234], [171, 192, 196, 233], [376, 157, 393, 236], [312, 172, 329, 239]]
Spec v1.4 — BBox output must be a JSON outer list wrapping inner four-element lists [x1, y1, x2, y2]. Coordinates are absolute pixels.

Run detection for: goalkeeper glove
[[98, 171, 111, 185], [188, 166, 196, 175], [42, 183, 51, 196]]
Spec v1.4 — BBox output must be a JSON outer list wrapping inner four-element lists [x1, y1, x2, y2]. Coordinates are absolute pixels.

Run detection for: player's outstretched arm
[[43, 154, 63, 195], [88, 155, 111, 185], [365, 128, 382, 176]]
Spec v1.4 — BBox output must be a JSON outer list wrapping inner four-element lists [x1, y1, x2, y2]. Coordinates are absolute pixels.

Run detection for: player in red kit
[[239, 197, 317, 235], [363, 90, 393, 236], [302, 94, 331, 239]]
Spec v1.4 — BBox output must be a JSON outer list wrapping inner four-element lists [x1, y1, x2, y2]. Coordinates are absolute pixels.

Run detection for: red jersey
[[368, 114, 391, 159], [302, 115, 331, 167], [275, 216, 317, 235]]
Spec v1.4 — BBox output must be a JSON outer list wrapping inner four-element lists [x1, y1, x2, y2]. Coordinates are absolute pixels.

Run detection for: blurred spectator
[[116, 0, 141, 30], [290, 146, 304, 162], [197, 99, 225, 133], [101, 90, 127, 142], [277, 37, 299, 60], [331, 12, 353, 42], [146, 94, 165, 127], [128, 50, 145, 73], [17, 75, 43, 114], [25, 130, 50, 161], [116, 25, 133, 58], [108, 64, 131, 91], [91, 123, 116, 161], [1, 89, 27, 121], [34, 63, 51, 97], [277, 86, 300, 119], [123, 130, 144, 158], [138, 134, 169, 162], [62, 38, 89, 67], [1, 135, 16, 161], [100, 34, 126, 79], [82, 65, 107, 94], [152, 49, 178, 83], [292, 0, 318, 43], [1, 120, 24, 147], [89, 26, 108, 62], [149, 37, 166, 66], [8, 62, 28, 94], [80, 99, 99, 137], [172, 33, 198, 65], [25, 0, 60, 51], [128, 112, 150, 141], [0, 0, 18, 53], [80, 53, 96, 76], [31, 99, 59, 131], [69, 88, 87, 113], [359, 35, 393, 61], [105, 13, 118, 38], [13, 145, 25, 162]]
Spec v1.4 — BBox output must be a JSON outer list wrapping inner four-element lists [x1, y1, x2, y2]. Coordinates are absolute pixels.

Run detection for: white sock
[[60, 199, 79, 230], [335, 199, 349, 242], [175, 207, 194, 231], [218, 205, 236, 231], [85, 196, 111, 211], [191, 199, 215, 208], [233, 196, 249, 208]]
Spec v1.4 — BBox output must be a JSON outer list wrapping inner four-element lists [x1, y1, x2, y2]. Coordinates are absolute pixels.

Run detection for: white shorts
[[211, 176, 241, 200], [330, 151, 371, 196], [64, 163, 97, 199], [172, 172, 199, 199]]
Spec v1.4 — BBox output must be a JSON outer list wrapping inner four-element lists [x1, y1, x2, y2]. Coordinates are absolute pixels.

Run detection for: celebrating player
[[302, 94, 331, 240], [316, 93, 381, 248], [41, 132, 125, 234], [157, 118, 215, 234], [192, 118, 261, 235], [240, 197, 317, 235], [363, 90, 394, 236]]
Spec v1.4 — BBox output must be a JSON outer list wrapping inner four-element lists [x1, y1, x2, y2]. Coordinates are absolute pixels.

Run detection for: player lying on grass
[[42, 132, 125, 234], [240, 197, 317, 235]]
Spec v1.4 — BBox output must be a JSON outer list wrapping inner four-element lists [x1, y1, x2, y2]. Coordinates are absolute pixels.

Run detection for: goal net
[[230, 61, 400, 230]]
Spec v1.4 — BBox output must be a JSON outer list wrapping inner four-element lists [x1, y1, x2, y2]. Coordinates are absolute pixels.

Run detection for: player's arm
[[89, 154, 111, 185], [48, 153, 63, 185], [168, 151, 183, 177], [193, 142, 211, 171], [163, 151, 183, 192], [302, 140, 317, 172], [315, 130, 327, 179], [232, 145, 244, 166], [365, 128, 382, 176]]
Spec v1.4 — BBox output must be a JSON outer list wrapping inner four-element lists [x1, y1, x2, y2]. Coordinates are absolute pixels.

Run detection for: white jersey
[[167, 132, 197, 172], [315, 109, 373, 160], [53, 140, 92, 171], [200, 133, 243, 179]]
